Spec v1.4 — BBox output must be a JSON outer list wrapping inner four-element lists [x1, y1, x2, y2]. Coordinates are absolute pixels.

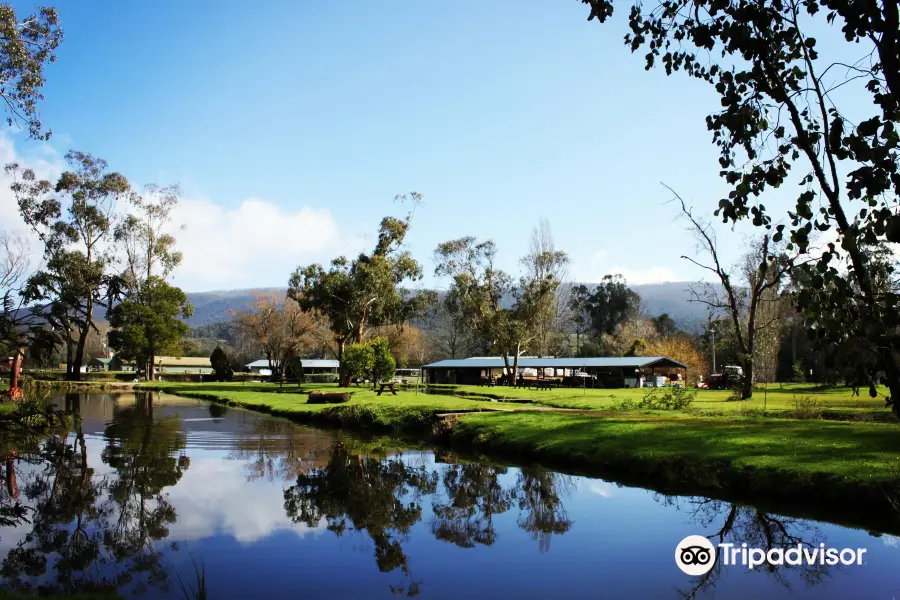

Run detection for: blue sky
[[1, 0, 804, 291]]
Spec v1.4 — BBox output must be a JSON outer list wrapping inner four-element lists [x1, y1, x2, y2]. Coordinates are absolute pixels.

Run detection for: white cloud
[[571, 248, 683, 285], [585, 480, 616, 498], [165, 456, 326, 544], [0, 131, 367, 291], [169, 196, 365, 290]]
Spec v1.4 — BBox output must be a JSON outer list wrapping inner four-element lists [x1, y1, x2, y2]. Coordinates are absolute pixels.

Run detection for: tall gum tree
[[289, 194, 434, 386], [109, 184, 188, 380], [8, 151, 130, 380]]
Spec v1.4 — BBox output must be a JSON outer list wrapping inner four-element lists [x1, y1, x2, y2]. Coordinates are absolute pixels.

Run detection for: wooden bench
[[376, 382, 398, 396]]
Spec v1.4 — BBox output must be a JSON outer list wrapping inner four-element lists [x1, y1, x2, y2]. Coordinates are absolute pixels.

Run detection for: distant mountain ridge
[[184, 282, 713, 333]]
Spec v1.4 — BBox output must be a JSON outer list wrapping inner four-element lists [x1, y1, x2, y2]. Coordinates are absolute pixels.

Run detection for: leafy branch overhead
[[580, 0, 900, 408], [0, 5, 63, 140]]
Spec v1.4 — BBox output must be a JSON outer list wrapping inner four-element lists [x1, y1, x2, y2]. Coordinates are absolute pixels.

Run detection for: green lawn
[[454, 410, 900, 481], [398, 382, 890, 416]]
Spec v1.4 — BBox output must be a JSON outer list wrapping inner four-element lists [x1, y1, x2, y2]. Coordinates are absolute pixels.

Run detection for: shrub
[[615, 386, 697, 410], [210, 347, 233, 382], [343, 343, 375, 381], [307, 391, 351, 404], [792, 396, 822, 419], [792, 361, 806, 383], [371, 337, 396, 382]]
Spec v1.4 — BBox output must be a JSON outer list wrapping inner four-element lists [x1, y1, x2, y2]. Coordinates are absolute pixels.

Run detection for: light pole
[[709, 322, 717, 374]]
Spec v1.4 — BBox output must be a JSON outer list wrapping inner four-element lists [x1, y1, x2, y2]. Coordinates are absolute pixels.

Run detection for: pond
[[0, 391, 898, 599]]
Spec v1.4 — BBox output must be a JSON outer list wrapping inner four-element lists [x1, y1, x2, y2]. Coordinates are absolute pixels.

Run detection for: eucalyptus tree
[[578, 0, 900, 410], [107, 184, 190, 380], [289, 196, 433, 386], [433, 236, 512, 368], [518, 219, 570, 357], [7, 152, 130, 379]]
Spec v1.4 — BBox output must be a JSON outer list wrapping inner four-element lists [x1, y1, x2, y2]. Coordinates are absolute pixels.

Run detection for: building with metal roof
[[245, 359, 339, 374], [421, 356, 688, 387]]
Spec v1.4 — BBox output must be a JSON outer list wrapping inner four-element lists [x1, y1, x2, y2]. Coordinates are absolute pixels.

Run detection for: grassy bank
[[134, 380, 900, 531], [403, 382, 893, 418]]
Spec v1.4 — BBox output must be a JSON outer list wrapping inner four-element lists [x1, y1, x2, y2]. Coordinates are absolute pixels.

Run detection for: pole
[[711, 326, 717, 373]]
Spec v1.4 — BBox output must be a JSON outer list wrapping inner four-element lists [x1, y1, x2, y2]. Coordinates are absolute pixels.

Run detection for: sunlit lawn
[[139, 380, 890, 415], [136, 379, 900, 482], [420, 381, 887, 413]]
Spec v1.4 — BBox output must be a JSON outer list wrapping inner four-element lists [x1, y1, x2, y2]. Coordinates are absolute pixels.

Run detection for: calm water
[[0, 392, 898, 599]]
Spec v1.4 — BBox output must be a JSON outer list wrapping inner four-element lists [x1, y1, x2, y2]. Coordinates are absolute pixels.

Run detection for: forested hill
[[185, 282, 712, 333]]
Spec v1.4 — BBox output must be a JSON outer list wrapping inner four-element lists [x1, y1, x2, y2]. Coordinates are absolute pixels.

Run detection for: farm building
[[245, 359, 339, 376], [246, 360, 277, 375], [108, 355, 213, 374], [299, 359, 340, 374], [421, 356, 689, 388], [154, 356, 213, 374]]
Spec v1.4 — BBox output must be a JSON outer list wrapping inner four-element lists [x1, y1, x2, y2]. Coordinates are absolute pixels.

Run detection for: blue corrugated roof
[[422, 356, 688, 369]]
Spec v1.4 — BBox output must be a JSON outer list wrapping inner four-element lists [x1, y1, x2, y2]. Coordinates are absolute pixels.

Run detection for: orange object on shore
[[6, 348, 24, 401]]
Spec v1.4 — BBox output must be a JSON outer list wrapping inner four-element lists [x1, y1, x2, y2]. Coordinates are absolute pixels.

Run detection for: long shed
[[421, 356, 688, 387]]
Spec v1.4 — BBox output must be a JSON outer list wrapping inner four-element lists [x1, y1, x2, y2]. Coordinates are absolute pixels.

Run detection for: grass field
[[415, 382, 890, 415]]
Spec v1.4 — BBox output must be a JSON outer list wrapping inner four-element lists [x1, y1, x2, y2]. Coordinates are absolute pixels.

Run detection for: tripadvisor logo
[[675, 535, 868, 575], [675, 535, 717, 576]]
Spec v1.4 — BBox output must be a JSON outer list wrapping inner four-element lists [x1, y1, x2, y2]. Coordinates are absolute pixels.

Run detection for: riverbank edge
[[139, 383, 900, 536]]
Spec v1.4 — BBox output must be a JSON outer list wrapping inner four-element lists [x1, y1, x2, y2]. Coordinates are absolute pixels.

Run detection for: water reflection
[[284, 442, 438, 596], [656, 496, 831, 599], [1, 393, 188, 596], [0, 392, 893, 599]]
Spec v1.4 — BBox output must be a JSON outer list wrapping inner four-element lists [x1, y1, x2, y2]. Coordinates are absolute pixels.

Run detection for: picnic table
[[529, 380, 558, 391], [376, 382, 398, 396]]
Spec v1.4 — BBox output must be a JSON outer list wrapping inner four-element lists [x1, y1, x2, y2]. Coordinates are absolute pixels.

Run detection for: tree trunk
[[881, 348, 900, 415], [741, 356, 754, 400], [512, 344, 521, 387], [70, 322, 90, 381], [65, 325, 75, 379], [147, 351, 156, 381], [501, 353, 512, 386], [337, 337, 350, 387]]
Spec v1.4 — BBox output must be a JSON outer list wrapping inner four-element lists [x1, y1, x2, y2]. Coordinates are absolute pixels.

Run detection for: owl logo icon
[[675, 535, 717, 575]]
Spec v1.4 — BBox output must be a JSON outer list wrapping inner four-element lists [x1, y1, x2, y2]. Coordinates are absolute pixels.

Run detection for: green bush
[[614, 386, 697, 411], [342, 343, 375, 381], [371, 337, 396, 382], [792, 396, 823, 419], [210, 347, 233, 381]]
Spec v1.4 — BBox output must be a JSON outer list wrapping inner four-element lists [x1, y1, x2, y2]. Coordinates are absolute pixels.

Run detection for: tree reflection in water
[[654, 495, 831, 599], [0, 393, 189, 597], [515, 468, 574, 553], [284, 442, 438, 596], [284, 444, 576, 595], [101, 393, 190, 594], [430, 463, 515, 548], [0, 393, 853, 599]]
